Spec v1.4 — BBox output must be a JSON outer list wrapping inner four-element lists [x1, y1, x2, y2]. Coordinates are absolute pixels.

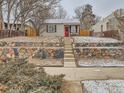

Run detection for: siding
[[43, 24, 64, 36]]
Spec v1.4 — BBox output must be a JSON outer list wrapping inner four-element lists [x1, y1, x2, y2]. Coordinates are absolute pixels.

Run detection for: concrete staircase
[[64, 37, 76, 67]]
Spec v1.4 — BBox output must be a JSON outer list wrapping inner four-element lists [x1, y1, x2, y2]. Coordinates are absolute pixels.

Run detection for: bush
[[0, 61, 64, 93]]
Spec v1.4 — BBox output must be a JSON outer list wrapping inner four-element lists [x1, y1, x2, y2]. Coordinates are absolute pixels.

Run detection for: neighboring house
[[25, 25, 36, 37], [91, 9, 124, 39], [43, 19, 80, 37], [0, 21, 36, 37], [3, 23, 21, 30]]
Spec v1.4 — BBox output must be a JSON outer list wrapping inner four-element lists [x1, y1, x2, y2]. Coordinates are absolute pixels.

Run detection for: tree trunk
[[0, 5, 4, 30]]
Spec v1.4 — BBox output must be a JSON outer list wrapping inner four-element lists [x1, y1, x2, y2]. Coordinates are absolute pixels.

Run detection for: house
[[0, 18, 37, 37], [91, 9, 124, 39], [0, 22, 24, 37], [43, 19, 80, 37]]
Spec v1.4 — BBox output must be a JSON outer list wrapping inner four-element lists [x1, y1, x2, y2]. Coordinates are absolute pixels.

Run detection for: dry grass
[[59, 81, 83, 93]]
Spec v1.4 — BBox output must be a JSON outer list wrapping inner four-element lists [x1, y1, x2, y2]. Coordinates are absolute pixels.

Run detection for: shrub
[[0, 61, 64, 93]]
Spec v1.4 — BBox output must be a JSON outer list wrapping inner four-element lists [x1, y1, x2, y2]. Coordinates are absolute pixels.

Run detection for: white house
[[42, 19, 80, 37], [91, 9, 124, 38]]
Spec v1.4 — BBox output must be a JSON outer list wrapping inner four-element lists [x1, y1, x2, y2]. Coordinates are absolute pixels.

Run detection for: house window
[[101, 25, 103, 32], [4, 23, 8, 29], [106, 22, 109, 30], [47, 25, 56, 33], [70, 26, 77, 33]]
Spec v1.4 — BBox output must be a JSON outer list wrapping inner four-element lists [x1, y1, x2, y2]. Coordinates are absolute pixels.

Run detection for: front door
[[64, 26, 69, 37]]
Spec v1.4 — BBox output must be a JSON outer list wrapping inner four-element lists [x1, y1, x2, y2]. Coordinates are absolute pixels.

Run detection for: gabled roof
[[45, 19, 80, 24]]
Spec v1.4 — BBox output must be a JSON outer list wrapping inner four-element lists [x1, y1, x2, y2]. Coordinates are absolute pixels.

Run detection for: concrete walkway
[[64, 37, 76, 67], [44, 67, 124, 81]]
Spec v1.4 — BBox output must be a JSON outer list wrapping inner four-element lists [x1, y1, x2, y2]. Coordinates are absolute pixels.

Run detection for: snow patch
[[82, 80, 124, 93]]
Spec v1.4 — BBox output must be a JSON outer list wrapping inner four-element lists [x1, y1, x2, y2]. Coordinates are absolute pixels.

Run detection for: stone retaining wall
[[72, 37, 124, 66], [0, 37, 64, 66]]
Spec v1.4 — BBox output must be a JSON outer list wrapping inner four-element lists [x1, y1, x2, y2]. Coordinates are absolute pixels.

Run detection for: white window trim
[[47, 24, 56, 33]]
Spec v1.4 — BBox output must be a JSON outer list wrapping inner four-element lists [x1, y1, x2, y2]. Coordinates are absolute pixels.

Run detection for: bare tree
[[53, 6, 67, 19], [4, 0, 16, 29], [27, 0, 61, 36], [28, 6, 50, 36], [0, 0, 4, 29], [74, 6, 84, 19], [15, 0, 41, 31]]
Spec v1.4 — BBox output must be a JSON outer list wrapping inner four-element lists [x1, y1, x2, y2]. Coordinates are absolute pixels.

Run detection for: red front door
[[64, 26, 69, 37]]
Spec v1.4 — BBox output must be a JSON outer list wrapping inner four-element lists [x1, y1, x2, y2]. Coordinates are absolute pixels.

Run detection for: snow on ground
[[82, 80, 124, 93], [0, 36, 63, 43], [78, 59, 124, 67], [73, 36, 122, 43]]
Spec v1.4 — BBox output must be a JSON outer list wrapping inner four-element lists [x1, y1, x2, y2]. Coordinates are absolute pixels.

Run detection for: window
[[70, 26, 77, 33], [106, 22, 109, 30], [4, 23, 7, 29], [101, 25, 103, 32], [47, 25, 56, 33]]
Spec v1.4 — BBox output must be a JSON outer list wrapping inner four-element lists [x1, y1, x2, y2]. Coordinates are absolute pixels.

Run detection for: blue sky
[[61, 0, 124, 18]]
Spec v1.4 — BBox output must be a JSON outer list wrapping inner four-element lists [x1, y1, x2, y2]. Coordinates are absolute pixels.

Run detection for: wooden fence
[[103, 30, 120, 40], [0, 30, 25, 38]]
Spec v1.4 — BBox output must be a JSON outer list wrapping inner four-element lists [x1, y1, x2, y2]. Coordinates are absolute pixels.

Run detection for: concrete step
[[64, 42, 71, 43], [64, 51, 74, 54], [64, 51, 73, 54], [64, 58, 75, 62], [64, 42, 72, 44], [64, 55, 74, 57], [64, 56, 75, 60], [64, 46, 72, 48], [64, 55, 74, 58], [64, 50, 73, 52], [64, 45, 72, 47], [64, 49, 73, 51], [64, 53, 74, 56], [64, 48, 72, 50], [64, 57, 75, 60], [64, 54, 74, 56], [64, 47, 72, 49], [64, 62, 76, 67]]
